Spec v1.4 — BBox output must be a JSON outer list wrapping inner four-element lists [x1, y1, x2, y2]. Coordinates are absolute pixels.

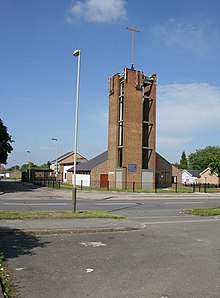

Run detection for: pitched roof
[[200, 167, 220, 177], [182, 169, 200, 178], [51, 151, 87, 163], [51, 151, 73, 163], [68, 151, 108, 172]]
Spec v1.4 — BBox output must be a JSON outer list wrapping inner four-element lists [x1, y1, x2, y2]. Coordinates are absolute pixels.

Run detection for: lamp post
[[51, 138, 58, 179], [72, 49, 81, 212], [27, 150, 31, 182]]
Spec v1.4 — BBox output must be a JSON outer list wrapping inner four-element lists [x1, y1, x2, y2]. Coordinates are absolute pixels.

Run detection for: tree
[[20, 162, 37, 172], [8, 165, 20, 171], [179, 151, 188, 169], [20, 162, 50, 172], [173, 162, 181, 169], [0, 118, 13, 164], [209, 156, 220, 174], [188, 146, 220, 172], [40, 161, 51, 169]]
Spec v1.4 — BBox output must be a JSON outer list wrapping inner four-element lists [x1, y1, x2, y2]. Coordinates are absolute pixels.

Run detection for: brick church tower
[[107, 68, 157, 190]]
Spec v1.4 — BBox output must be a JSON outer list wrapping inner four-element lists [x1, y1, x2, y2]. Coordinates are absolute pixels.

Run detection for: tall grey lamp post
[[51, 138, 58, 179], [27, 150, 31, 182], [72, 49, 81, 212]]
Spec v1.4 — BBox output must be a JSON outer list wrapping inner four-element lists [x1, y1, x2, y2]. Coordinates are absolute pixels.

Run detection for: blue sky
[[1, 0, 220, 168]]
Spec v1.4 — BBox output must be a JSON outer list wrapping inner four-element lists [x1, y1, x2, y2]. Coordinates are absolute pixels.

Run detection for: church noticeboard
[[128, 164, 137, 172]]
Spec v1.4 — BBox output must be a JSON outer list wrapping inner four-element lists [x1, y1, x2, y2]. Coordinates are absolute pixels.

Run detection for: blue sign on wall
[[128, 164, 137, 172]]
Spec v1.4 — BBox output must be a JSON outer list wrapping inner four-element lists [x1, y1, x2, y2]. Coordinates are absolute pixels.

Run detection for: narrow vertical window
[[118, 77, 124, 167]]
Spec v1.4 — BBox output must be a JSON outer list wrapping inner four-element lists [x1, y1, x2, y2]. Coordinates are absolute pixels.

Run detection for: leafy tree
[[8, 165, 20, 171], [20, 162, 37, 172], [179, 151, 188, 169], [20, 162, 50, 172], [188, 146, 220, 171], [209, 156, 220, 174], [173, 162, 181, 169], [40, 161, 51, 168], [0, 118, 13, 164]]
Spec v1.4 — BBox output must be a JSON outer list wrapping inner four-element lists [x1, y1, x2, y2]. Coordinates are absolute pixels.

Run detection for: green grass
[[54, 182, 220, 193], [184, 208, 220, 216], [0, 253, 15, 298], [0, 210, 123, 220]]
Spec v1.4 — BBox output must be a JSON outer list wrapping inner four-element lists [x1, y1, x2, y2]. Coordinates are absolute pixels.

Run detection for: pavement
[[0, 218, 144, 235]]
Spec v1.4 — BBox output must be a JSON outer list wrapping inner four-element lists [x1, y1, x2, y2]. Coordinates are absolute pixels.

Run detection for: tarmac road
[[1, 220, 220, 298], [1, 180, 220, 297]]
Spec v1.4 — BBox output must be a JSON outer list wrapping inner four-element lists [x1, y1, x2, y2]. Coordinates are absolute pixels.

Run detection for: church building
[[68, 66, 178, 190]]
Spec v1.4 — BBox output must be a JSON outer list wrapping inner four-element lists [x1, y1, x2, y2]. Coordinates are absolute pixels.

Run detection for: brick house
[[50, 151, 87, 182], [199, 168, 220, 186]]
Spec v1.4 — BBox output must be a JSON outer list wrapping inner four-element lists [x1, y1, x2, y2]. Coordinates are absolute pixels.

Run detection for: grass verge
[[0, 253, 15, 298], [0, 210, 123, 220], [184, 207, 220, 216]]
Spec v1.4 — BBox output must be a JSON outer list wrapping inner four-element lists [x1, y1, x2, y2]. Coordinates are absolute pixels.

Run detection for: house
[[182, 169, 200, 185], [50, 151, 88, 182], [0, 165, 6, 178], [199, 168, 220, 187]]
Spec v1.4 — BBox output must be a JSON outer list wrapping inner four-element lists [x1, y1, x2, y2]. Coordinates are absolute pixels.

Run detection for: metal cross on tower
[[126, 26, 140, 69]]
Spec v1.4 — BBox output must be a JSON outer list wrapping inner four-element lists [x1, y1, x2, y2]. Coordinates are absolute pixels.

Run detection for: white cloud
[[151, 18, 220, 57], [157, 83, 220, 162], [67, 0, 127, 23], [157, 83, 220, 132]]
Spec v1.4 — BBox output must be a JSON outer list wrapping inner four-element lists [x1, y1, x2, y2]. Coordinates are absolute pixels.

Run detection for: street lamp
[[51, 138, 58, 179], [27, 150, 31, 182], [72, 49, 81, 212]]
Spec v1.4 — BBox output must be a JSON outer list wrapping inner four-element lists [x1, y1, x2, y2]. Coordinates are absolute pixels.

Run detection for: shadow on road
[[0, 227, 50, 260], [0, 180, 40, 194]]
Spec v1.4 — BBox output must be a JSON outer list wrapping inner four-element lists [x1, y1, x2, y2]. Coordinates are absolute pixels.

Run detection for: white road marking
[[86, 268, 94, 273], [164, 201, 205, 204], [80, 241, 107, 247], [15, 268, 24, 271], [3, 203, 69, 206], [95, 203, 137, 206]]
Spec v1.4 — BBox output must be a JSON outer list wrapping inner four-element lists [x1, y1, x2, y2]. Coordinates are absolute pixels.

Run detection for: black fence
[[75, 180, 220, 193], [22, 175, 220, 193], [22, 174, 61, 189], [33, 177, 61, 189]]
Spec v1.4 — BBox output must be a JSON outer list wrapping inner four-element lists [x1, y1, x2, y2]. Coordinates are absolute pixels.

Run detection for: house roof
[[68, 151, 108, 172], [51, 151, 87, 163], [199, 167, 220, 177], [182, 169, 200, 178]]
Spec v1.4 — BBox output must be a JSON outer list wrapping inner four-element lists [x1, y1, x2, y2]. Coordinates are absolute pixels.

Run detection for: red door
[[100, 174, 108, 188]]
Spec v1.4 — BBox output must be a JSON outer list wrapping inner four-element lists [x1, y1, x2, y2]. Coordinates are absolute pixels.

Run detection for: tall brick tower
[[107, 68, 157, 190]]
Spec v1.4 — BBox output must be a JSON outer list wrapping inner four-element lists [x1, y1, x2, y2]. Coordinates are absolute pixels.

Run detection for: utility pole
[[126, 26, 140, 69]]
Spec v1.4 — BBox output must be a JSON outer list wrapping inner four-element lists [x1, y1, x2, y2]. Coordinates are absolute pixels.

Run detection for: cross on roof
[[126, 26, 140, 69]]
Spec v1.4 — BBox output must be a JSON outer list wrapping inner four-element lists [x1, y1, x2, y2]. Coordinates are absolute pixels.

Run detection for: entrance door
[[100, 174, 108, 188]]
